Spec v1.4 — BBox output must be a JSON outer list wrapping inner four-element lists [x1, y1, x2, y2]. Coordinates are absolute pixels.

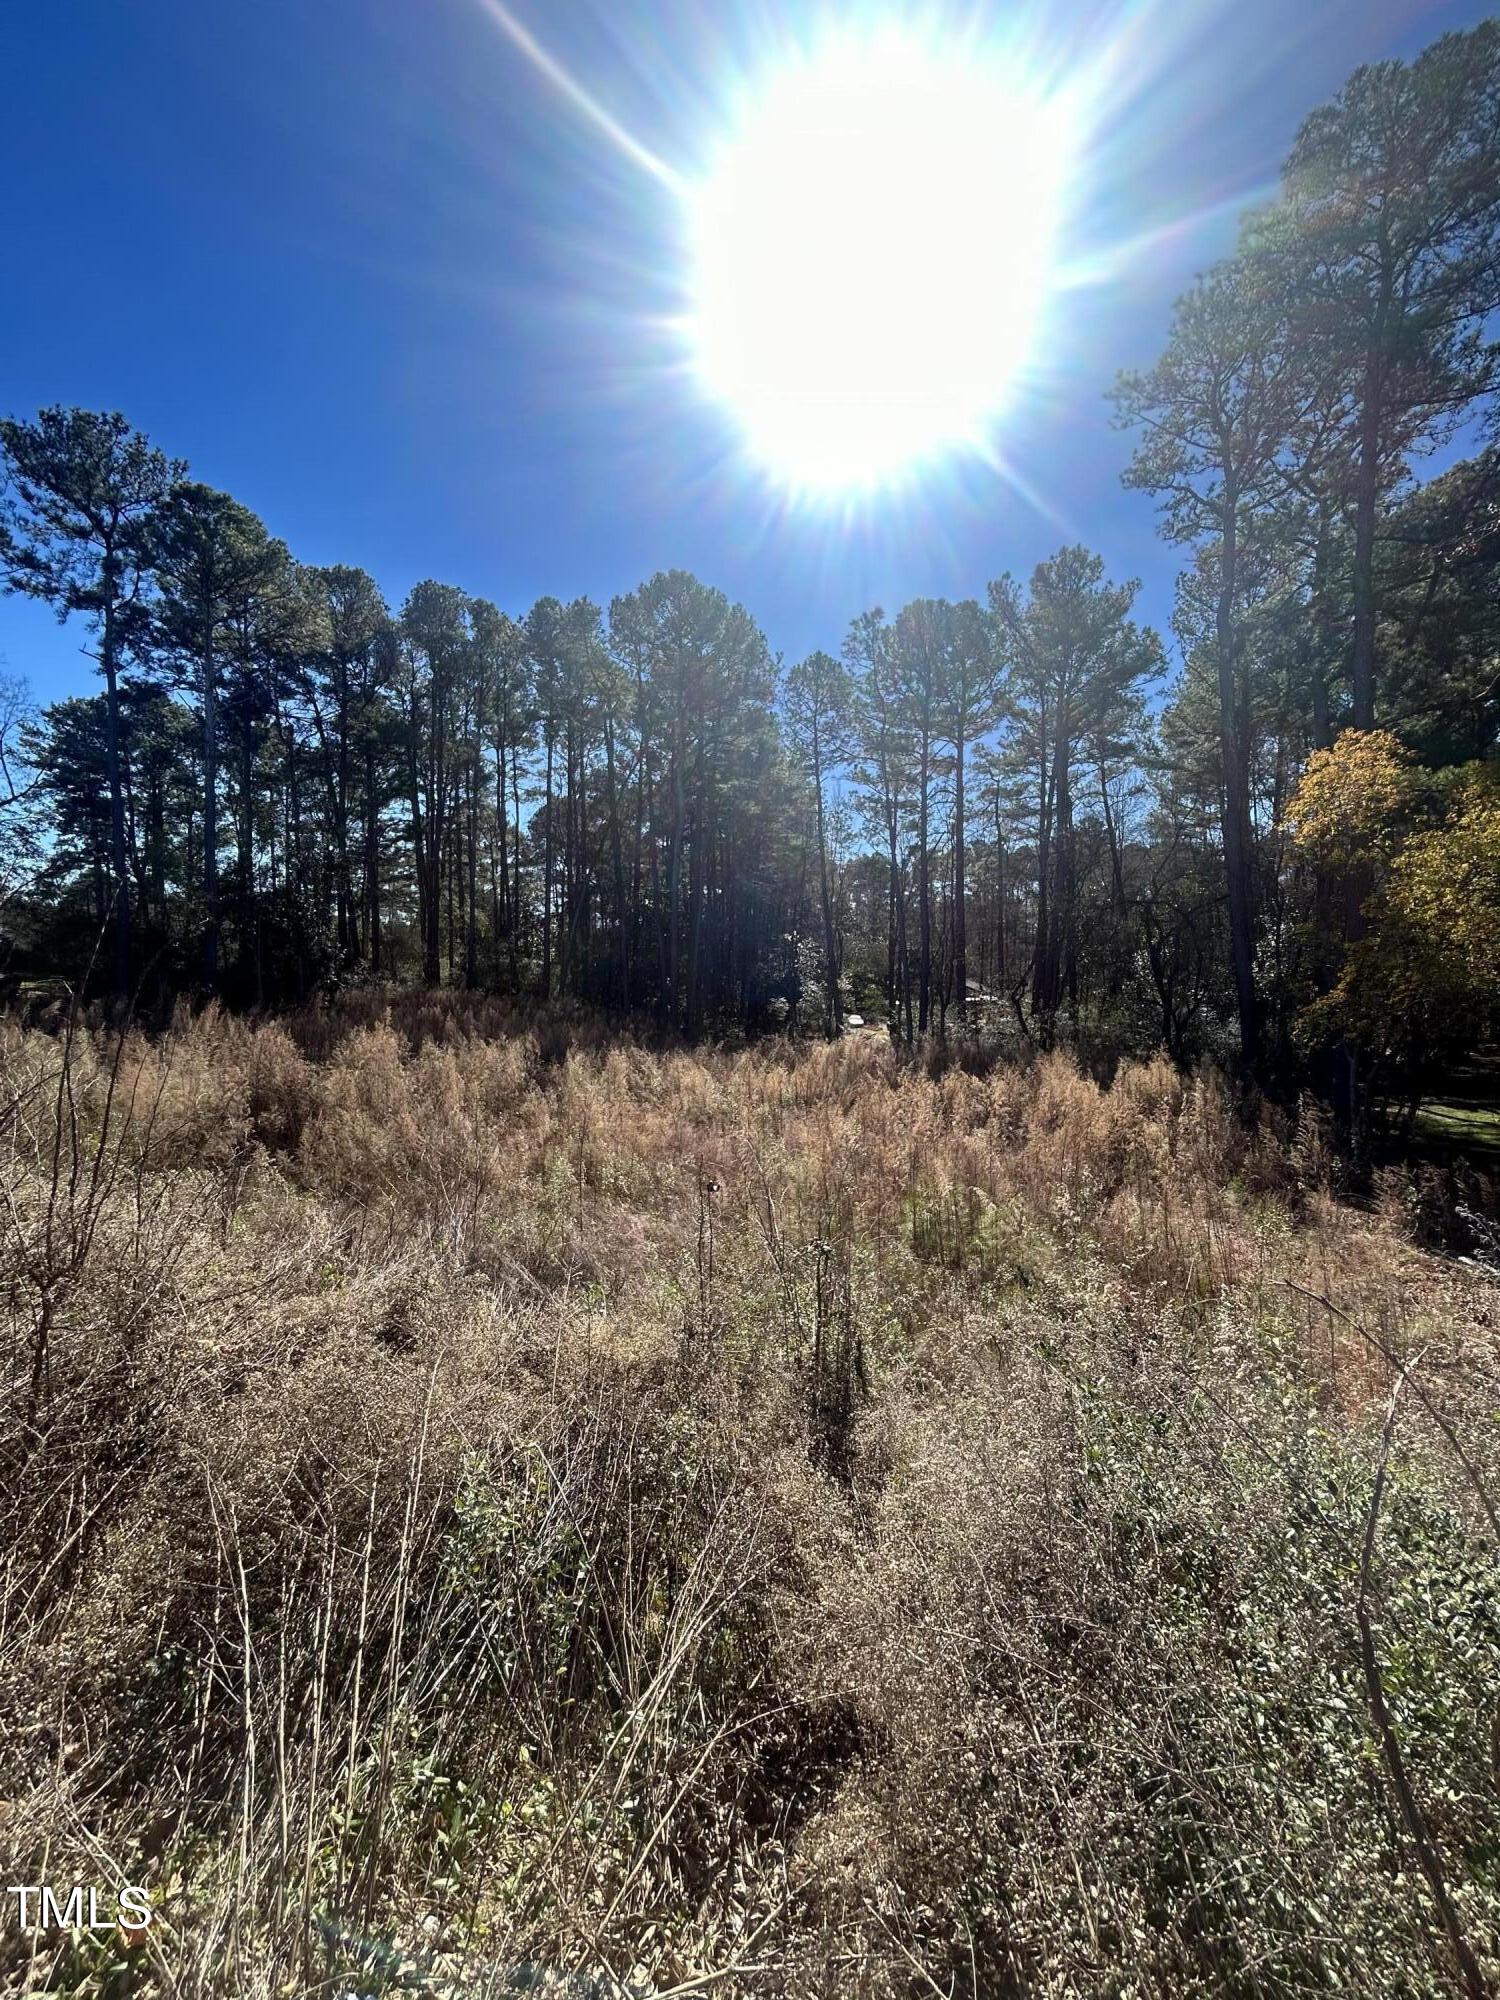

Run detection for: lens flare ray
[[474, 0, 686, 192]]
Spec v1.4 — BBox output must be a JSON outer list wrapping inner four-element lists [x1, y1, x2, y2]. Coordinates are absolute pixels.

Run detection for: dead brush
[[0, 997, 222, 1409], [3, 997, 1499, 1998]]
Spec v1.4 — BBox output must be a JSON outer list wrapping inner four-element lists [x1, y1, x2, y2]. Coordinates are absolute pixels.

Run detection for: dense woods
[[4, 27, 1499, 1152]]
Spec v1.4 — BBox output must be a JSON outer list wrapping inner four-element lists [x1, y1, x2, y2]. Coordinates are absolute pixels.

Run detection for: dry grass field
[[3, 997, 1499, 1997]]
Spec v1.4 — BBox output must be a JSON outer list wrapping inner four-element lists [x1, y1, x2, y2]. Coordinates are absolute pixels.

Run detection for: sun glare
[[687, 28, 1070, 496]]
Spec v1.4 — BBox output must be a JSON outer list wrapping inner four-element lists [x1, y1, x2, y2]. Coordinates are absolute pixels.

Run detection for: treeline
[[2, 26, 1498, 1119]]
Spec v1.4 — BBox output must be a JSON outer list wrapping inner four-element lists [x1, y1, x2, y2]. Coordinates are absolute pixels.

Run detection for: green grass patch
[[1413, 1099, 1500, 1160]]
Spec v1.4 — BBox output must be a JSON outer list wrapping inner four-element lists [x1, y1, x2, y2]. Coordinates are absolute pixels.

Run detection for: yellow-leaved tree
[[1287, 731, 1500, 1123]]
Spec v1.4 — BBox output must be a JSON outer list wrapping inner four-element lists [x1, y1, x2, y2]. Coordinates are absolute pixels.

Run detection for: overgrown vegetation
[[4, 28, 1499, 1157], [3, 996, 1498, 1996]]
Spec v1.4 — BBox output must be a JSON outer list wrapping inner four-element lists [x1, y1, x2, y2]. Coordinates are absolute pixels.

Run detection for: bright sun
[[688, 28, 1070, 495]]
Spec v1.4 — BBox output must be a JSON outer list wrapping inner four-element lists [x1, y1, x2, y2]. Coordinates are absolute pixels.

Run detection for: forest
[[2, 20, 1500, 2000], [4, 23, 1498, 1155]]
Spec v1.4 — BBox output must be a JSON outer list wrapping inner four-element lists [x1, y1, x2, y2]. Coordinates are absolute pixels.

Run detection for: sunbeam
[[684, 25, 1075, 495]]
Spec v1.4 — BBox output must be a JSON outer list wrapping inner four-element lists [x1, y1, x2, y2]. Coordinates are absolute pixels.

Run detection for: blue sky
[[1, 0, 1487, 708]]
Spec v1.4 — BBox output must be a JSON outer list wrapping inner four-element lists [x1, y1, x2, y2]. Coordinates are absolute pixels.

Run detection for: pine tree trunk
[[201, 605, 219, 995], [813, 717, 839, 1037], [917, 721, 932, 1037], [1350, 311, 1389, 735], [541, 730, 554, 997], [1217, 498, 1259, 1072], [952, 711, 967, 1031], [100, 577, 132, 1001]]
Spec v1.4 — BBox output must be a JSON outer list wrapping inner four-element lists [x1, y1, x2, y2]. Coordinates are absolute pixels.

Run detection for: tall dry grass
[[2, 998, 1498, 1997]]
